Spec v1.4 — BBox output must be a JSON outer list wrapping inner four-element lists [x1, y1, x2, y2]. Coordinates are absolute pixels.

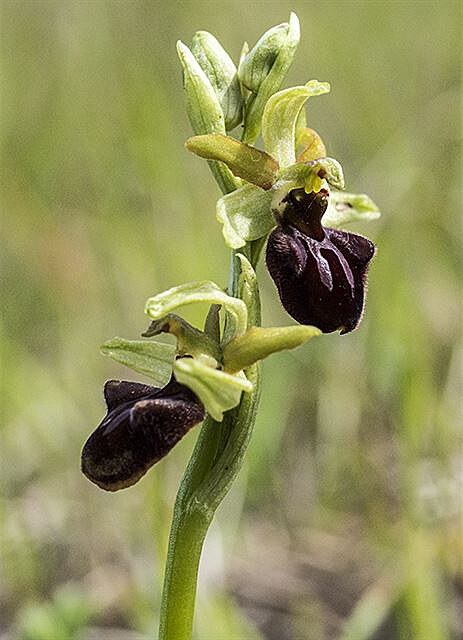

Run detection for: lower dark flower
[[81, 377, 204, 491], [266, 188, 375, 334]]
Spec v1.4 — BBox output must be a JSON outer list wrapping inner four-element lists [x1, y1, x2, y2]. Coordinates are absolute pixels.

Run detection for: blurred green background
[[1, 1, 461, 638]]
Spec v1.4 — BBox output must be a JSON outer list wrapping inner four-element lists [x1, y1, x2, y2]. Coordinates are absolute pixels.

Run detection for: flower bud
[[266, 188, 376, 334], [191, 31, 243, 131], [239, 13, 300, 144], [238, 21, 289, 93], [81, 377, 204, 491], [177, 40, 238, 193]]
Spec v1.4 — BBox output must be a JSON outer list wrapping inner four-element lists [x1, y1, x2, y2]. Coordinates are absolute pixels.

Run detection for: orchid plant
[[81, 13, 380, 639]]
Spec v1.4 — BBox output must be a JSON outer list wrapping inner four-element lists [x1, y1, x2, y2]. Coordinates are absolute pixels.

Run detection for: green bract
[[236, 253, 260, 328]]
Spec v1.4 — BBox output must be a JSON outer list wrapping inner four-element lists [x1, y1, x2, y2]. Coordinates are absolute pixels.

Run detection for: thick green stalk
[[158, 244, 261, 640]]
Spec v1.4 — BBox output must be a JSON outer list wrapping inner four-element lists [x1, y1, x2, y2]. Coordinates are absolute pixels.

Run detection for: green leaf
[[322, 191, 381, 228], [176, 40, 238, 194], [223, 325, 320, 373], [186, 134, 279, 189], [190, 31, 243, 131], [145, 280, 248, 338], [262, 80, 330, 167], [174, 357, 253, 421], [101, 338, 175, 386], [241, 13, 300, 144], [216, 183, 274, 248]]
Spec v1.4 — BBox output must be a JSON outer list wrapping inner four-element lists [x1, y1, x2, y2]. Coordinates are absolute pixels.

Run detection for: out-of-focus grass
[[1, 1, 461, 639]]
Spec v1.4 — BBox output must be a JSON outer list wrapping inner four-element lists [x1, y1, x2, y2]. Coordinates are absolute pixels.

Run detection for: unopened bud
[[238, 13, 300, 144], [238, 22, 289, 92], [191, 31, 243, 131], [177, 40, 238, 193]]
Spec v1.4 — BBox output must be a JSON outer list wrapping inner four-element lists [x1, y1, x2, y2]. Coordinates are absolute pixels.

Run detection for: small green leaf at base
[[101, 338, 175, 386], [222, 325, 320, 373]]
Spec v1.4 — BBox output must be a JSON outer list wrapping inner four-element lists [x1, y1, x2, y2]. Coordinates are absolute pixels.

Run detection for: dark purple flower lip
[[266, 188, 376, 334], [81, 377, 204, 491]]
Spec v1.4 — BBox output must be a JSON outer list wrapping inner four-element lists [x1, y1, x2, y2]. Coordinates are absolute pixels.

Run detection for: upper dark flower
[[266, 188, 376, 334], [81, 377, 204, 491]]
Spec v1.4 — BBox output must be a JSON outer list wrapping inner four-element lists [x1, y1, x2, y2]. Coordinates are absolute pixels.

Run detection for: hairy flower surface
[[266, 188, 375, 334], [81, 377, 204, 491]]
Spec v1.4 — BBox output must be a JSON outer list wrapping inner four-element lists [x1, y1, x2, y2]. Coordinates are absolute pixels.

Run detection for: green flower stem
[[158, 244, 261, 640]]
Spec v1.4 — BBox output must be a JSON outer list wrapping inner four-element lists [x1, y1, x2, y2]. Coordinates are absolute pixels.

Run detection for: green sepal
[[216, 183, 274, 249], [222, 325, 320, 373], [262, 80, 330, 167], [240, 13, 300, 144], [190, 31, 243, 131], [176, 40, 238, 194], [322, 191, 381, 228], [100, 337, 175, 386], [145, 280, 247, 338], [142, 314, 221, 362], [186, 134, 279, 189], [174, 356, 253, 422]]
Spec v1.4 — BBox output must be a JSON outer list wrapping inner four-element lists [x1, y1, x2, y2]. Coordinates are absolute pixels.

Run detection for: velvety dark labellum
[[266, 188, 375, 334], [81, 377, 204, 491]]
